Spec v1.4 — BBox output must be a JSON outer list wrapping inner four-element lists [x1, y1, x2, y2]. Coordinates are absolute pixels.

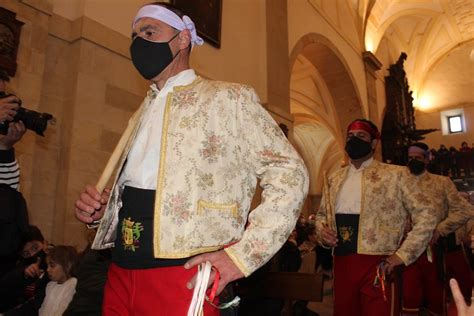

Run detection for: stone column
[[362, 51, 382, 125], [362, 51, 383, 159], [265, 0, 292, 126]]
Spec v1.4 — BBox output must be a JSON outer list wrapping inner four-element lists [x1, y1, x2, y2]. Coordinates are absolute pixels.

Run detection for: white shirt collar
[[349, 157, 374, 173], [149, 69, 197, 95]]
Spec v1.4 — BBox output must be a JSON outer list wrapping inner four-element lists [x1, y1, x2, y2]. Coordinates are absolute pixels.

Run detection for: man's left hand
[[184, 250, 244, 295], [381, 253, 404, 275]]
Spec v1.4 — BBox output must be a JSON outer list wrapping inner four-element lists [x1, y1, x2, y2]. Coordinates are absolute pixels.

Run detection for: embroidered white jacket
[[315, 160, 437, 265], [91, 77, 309, 276]]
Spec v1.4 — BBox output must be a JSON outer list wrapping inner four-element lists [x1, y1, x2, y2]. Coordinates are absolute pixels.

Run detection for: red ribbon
[[374, 262, 387, 302], [207, 266, 220, 303], [347, 121, 380, 139]]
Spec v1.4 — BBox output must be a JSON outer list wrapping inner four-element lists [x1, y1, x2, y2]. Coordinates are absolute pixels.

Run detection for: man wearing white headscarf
[[73, 2, 308, 315]]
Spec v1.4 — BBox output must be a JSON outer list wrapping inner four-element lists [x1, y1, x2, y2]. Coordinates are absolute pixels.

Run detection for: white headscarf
[[132, 4, 204, 46]]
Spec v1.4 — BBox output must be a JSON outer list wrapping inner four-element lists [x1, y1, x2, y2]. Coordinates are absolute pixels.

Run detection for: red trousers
[[446, 249, 472, 302], [402, 251, 444, 315], [334, 254, 398, 316], [103, 263, 220, 316]]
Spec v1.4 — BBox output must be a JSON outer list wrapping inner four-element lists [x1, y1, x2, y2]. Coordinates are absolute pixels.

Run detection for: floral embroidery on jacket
[[196, 172, 214, 190], [362, 227, 377, 245], [281, 170, 302, 187], [179, 116, 196, 129], [413, 192, 431, 206], [258, 148, 290, 164], [173, 90, 198, 108], [163, 192, 192, 225], [367, 170, 381, 183], [200, 133, 226, 163]]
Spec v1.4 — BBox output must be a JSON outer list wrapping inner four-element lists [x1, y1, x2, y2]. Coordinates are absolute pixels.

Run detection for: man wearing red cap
[[73, 2, 308, 315], [402, 142, 474, 315], [316, 119, 437, 316]]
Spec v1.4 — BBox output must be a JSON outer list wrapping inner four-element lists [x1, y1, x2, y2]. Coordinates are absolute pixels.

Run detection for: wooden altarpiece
[[381, 52, 436, 165]]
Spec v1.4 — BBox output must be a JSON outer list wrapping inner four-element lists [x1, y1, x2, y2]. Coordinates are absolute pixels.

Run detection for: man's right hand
[[319, 224, 338, 247], [0, 95, 20, 122], [74, 185, 111, 224]]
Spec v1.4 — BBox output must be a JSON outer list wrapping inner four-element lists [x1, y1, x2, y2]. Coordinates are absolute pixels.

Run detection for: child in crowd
[[63, 229, 112, 316], [38, 246, 78, 316], [1, 226, 50, 315]]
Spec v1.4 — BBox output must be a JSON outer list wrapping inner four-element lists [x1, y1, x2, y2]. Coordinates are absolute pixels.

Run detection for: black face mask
[[345, 136, 373, 160], [407, 159, 426, 175], [130, 33, 180, 80]]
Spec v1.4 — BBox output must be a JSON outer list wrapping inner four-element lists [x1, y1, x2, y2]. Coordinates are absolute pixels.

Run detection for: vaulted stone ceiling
[[365, 0, 474, 112], [290, 0, 473, 195]]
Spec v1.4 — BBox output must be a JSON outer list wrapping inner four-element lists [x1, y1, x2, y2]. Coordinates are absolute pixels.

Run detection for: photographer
[[0, 69, 28, 278], [0, 69, 25, 190]]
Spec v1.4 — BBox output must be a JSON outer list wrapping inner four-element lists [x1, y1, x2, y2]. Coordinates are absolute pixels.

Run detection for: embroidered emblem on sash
[[121, 217, 144, 251], [339, 226, 354, 243]]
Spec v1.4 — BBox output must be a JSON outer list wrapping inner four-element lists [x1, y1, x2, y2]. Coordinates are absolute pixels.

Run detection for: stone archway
[[290, 33, 365, 138], [289, 33, 365, 207]]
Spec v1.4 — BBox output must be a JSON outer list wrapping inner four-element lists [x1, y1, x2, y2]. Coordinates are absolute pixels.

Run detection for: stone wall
[[2, 0, 313, 247], [1, 0, 148, 249]]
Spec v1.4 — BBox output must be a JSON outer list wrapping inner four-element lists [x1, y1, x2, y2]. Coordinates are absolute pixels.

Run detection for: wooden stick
[[95, 123, 136, 193], [323, 170, 335, 231], [94, 103, 146, 193]]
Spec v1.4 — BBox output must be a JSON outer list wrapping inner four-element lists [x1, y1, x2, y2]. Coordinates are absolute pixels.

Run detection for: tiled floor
[[307, 278, 333, 316], [305, 277, 469, 316]]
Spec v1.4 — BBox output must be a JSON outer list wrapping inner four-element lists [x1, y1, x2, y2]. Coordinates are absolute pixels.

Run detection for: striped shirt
[[0, 148, 20, 190]]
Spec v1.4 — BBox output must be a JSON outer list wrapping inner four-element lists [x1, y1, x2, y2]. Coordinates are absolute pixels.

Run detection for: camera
[[0, 92, 54, 136]]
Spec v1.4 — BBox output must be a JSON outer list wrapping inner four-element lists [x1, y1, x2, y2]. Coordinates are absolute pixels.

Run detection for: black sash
[[112, 186, 190, 269], [334, 214, 359, 256]]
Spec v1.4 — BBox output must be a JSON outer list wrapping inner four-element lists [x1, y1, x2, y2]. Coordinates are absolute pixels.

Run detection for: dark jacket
[[0, 183, 29, 266]]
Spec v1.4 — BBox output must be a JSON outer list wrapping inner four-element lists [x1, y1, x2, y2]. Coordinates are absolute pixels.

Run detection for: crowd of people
[[428, 142, 474, 179], [0, 50, 110, 316], [1, 1, 474, 316], [0, 225, 111, 316]]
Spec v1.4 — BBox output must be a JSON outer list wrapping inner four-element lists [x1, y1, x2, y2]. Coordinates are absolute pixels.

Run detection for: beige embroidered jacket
[[409, 172, 474, 237], [315, 159, 437, 265], [91, 77, 309, 276]]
